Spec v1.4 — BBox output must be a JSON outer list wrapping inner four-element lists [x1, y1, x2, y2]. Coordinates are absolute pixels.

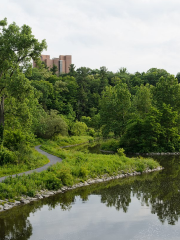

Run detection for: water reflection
[[0, 155, 180, 239]]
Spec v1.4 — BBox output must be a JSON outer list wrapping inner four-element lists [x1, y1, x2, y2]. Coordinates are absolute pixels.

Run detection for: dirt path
[[0, 145, 62, 183]]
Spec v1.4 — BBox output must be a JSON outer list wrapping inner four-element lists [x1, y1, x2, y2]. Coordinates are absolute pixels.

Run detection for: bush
[[35, 110, 68, 138], [88, 128, 95, 137], [117, 148, 125, 156], [135, 161, 146, 173], [101, 139, 119, 152], [0, 147, 18, 165], [53, 166, 73, 186], [79, 166, 89, 178], [71, 121, 88, 136], [42, 172, 62, 190], [3, 129, 34, 151]]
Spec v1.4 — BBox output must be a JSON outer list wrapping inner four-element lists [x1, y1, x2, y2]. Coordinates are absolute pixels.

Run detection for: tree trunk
[[0, 96, 4, 145]]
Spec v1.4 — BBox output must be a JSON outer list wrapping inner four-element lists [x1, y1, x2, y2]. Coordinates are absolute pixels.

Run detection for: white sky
[[1, 0, 180, 74]]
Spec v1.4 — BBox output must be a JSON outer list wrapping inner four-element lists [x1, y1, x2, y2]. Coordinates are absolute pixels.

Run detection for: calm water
[[1, 151, 180, 239]]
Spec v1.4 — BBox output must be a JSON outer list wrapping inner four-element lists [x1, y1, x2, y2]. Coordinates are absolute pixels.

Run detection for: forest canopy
[[1, 18, 180, 158]]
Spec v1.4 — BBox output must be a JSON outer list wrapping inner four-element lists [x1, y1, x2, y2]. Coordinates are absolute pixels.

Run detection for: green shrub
[[55, 166, 73, 186], [0, 147, 18, 165], [135, 161, 146, 173], [88, 128, 95, 137], [45, 173, 62, 190], [35, 110, 68, 138], [117, 148, 125, 156], [71, 121, 88, 136], [101, 139, 119, 152], [3, 129, 34, 151], [79, 166, 89, 178]]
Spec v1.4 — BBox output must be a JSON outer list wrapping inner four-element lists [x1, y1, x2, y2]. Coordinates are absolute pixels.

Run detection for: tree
[[0, 18, 47, 143], [132, 84, 153, 118], [68, 64, 77, 77], [50, 64, 58, 75], [143, 68, 169, 86], [100, 83, 131, 137], [153, 75, 180, 112]]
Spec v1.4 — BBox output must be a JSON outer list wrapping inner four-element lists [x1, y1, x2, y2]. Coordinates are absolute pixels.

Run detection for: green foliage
[[52, 135, 93, 146], [0, 147, 17, 165], [41, 172, 62, 190], [35, 110, 68, 138], [153, 75, 180, 112], [3, 129, 34, 151], [120, 105, 180, 153], [117, 148, 125, 156], [100, 83, 131, 137], [101, 139, 119, 152], [71, 121, 88, 136], [40, 141, 160, 183], [135, 160, 146, 173], [49, 164, 73, 186], [81, 116, 92, 127], [88, 128, 95, 137], [0, 136, 160, 199], [0, 148, 49, 177], [132, 84, 153, 118]]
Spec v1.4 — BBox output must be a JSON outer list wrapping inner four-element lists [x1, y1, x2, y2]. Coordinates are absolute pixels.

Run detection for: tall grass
[[53, 135, 94, 146]]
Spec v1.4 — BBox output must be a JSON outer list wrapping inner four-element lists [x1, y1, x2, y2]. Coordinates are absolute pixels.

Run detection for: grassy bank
[[52, 135, 94, 147], [0, 136, 160, 200], [0, 149, 49, 178], [41, 140, 160, 180]]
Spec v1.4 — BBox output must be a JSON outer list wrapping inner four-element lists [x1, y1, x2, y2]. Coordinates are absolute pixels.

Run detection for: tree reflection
[[0, 207, 32, 240], [95, 155, 180, 225]]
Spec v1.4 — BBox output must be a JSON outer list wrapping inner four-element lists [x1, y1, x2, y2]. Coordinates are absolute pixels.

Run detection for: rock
[[56, 189, 63, 193], [88, 180, 96, 184], [29, 198, 37, 202], [14, 201, 21, 205], [0, 205, 4, 212], [83, 182, 89, 186], [95, 179, 103, 183], [45, 192, 54, 196], [21, 200, 30, 204], [113, 176, 118, 179], [35, 194, 43, 199], [42, 194, 50, 198], [3, 204, 12, 210]]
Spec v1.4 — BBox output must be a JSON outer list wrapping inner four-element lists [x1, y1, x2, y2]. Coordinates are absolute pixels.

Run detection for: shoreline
[[0, 165, 164, 213]]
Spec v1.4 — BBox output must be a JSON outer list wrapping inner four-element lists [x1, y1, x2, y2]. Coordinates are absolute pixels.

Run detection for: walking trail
[[0, 145, 62, 183]]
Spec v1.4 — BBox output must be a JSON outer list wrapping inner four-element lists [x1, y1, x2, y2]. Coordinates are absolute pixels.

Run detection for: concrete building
[[33, 55, 72, 75]]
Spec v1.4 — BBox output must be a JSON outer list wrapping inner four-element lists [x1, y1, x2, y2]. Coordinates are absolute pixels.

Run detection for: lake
[[0, 148, 180, 240]]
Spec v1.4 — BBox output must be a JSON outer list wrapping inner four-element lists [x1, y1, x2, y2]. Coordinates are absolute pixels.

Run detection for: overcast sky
[[1, 0, 180, 74]]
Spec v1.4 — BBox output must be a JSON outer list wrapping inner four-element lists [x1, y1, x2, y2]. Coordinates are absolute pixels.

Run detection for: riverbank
[[0, 164, 163, 212], [0, 137, 163, 212]]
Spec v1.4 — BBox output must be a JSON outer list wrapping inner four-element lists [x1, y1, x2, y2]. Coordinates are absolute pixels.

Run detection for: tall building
[[33, 55, 72, 74]]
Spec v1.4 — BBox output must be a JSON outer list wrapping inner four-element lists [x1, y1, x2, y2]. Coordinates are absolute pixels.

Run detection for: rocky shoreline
[[101, 150, 180, 156], [0, 166, 164, 213], [138, 152, 180, 155]]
